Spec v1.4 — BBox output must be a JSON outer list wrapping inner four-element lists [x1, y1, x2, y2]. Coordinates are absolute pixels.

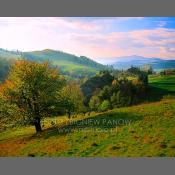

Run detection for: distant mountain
[[106, 55, 175, 71], [0, 48, 107, 78]]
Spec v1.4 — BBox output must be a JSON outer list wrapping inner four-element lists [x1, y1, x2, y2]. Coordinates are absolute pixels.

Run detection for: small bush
[[98, 100, 110, 112]]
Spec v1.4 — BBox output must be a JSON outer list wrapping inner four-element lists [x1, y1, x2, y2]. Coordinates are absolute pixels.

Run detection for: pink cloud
[[50, 17, 103, 31], [0, 17, 174, 59], [71, 28, 175, 59]]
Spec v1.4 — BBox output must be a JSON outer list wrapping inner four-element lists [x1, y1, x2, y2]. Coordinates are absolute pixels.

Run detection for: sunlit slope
[[149, 75, 175, 92], [23, 49, 106, 76], [0, 99, 175, 157], [0, 48, 107, 77]]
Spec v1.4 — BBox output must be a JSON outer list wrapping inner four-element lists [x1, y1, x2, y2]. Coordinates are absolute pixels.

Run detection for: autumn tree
[[0, 60, 65, 133], [58, 82, 84, 119], [89, 95, 101, 111]]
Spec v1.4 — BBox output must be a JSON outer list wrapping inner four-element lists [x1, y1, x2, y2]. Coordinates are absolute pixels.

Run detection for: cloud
[[51, 17, 104, 31], [0, 17, 104, 32], [70, 27, 175, 58], [0, 17, 174, 59]]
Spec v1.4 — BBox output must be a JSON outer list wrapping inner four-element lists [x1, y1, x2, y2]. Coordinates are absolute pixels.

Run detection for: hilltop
[[0, 48, 107, 78]]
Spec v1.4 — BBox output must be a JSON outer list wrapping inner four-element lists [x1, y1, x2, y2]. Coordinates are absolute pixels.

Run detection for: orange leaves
[[1, 59, 65, 119], [4, 80, 15, 89], [0, 80, 16, 99]]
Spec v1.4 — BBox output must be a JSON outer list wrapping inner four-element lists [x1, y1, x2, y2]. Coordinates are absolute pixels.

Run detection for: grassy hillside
[[0, 48, 106, 78], [22, 49, 106, 77], [23, 49, 104, 68], [149, 75, 175, 92], [0, 98, 175, 157], [146, 75, 175, 102]]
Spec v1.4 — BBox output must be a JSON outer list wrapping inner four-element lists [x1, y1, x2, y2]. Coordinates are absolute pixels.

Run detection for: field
[[149, 75, 175, 92], [53, 60, 97, 75], [146, 75, 175, 102], [0, 75, 175, 157]]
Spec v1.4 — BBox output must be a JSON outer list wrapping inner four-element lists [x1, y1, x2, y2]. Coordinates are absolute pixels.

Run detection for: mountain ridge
[[99, 55, 175, 70], [1, 48, 175, 72]]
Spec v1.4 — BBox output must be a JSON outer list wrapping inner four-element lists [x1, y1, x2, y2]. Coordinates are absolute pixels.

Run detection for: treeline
[[160, 69, 175, 75], [0, 60, 149, 133], [81, 69, 148, 112]]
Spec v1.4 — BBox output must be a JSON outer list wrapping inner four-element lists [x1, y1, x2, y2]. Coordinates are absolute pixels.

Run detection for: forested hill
[[0, 48, 107, 78]]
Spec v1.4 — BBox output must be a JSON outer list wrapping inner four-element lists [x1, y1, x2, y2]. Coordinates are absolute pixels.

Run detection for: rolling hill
[[0, 48, 106, 78], [1, 48, 175, 77]]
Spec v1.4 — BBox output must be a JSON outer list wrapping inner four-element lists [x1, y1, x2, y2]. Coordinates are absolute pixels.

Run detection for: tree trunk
[[34, 118, 42, 133], [68, 112, 71, 119]]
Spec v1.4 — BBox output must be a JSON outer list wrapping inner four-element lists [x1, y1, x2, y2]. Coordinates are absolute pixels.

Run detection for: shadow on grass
[[42, 83, 175, 139], [44, 111, 144, 139], [145, 85, 175, 102]]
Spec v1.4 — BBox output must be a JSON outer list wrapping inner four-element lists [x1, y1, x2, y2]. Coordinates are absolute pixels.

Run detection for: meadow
[[149, 75, 175, 92], [0, 74, 175, 157]]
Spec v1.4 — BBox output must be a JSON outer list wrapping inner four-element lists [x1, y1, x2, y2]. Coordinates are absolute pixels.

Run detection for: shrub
[[98, 100, 110, 112], [111, 91, 131, 108], [89, 95, 101, 111]]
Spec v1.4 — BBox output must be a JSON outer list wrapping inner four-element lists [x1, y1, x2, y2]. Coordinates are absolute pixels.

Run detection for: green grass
[[1, 74, 175, 157], [1, 99, 175, 157], [53, 60, 97, 73], [149, 75, 175, 92], [22, 49, 105, 77], [146, 75, 175, 102]]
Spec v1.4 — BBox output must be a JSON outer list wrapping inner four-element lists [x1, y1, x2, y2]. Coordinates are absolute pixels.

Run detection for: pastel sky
[[0, 17, 175, 62]]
